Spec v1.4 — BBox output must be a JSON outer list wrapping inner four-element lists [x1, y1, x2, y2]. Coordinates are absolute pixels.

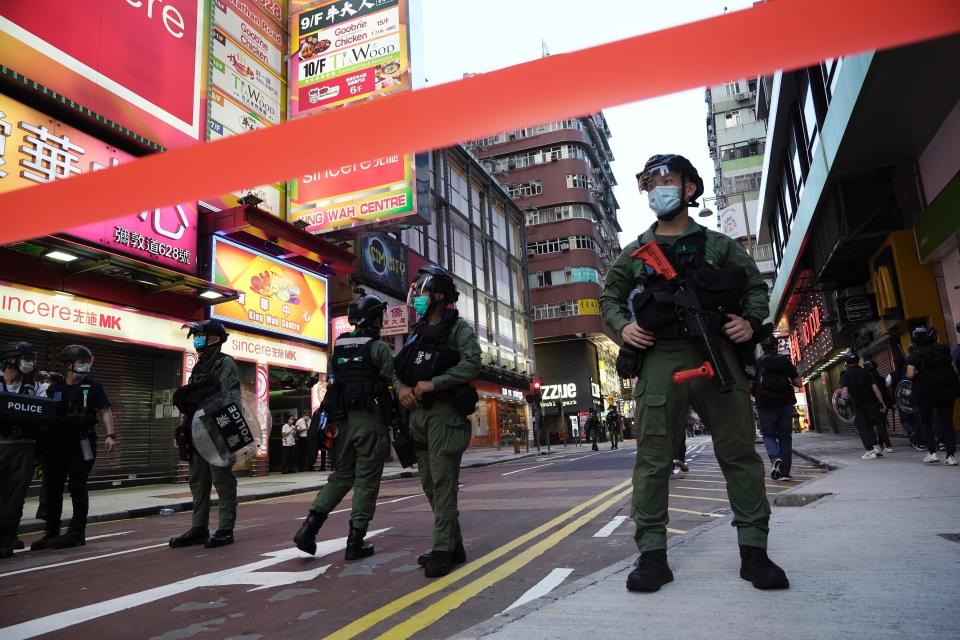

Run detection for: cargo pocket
[[641, 393, 668, 439]]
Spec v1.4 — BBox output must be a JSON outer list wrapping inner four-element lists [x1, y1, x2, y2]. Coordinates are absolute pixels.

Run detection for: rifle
[[631, 241, 737, 393], [388, 394, 417, 468]]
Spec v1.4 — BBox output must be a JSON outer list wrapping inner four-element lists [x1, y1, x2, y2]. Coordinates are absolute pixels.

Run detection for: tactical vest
[[395, 311, 462, 387], [330, 332, 386, 411], [631, 228, 748, 337], [0, 377, 38, 440]]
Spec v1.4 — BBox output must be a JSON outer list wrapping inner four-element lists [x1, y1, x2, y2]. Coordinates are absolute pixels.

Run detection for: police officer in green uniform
[[294, 293, 395, 559], [170, 320, 240, 549], [600, 154, 788, 592], [0, 342, 39, 558], [394, 265, 481, 578]]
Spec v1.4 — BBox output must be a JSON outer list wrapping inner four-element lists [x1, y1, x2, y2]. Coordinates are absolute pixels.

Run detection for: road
[[0, 437, 825, 640]]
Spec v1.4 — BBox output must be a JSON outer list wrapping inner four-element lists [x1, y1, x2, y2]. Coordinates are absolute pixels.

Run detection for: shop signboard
[[358, 233, 408, 298], [0, 0, 205, 147], [0, 281, 328, 373], [381, 303, 408, 336], [210, 236, 329, 345], [213, 0, 285, 74], [331, 314, 352, 339], [289, 0, 410, 117], [0, 95, 198, 272], [578, 299, 600, 315]]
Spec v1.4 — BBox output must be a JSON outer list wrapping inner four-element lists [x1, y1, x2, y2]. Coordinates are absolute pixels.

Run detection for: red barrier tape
[[1, 0, 958, 244]]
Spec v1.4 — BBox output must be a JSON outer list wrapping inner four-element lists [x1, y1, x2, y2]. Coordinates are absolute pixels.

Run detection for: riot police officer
[[600, 154, 788, 592], [906, 326, 959, 466], [32, 345, 116, 550], [1, 342, 39, 557], [169, 320, 241, 549], [394, 265, 481, 578], [294, 293, 394, 559]]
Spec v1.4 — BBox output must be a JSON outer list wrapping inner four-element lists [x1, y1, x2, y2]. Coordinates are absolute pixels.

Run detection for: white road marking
[[0, 529, 389, 640], [0, 543, 170, 578], [504, 568, 574, 612], [300, 494, 425, 519], [501, 463, 555, 476], [667, 528, 687, 534], [592, 515, 629, 538], [668, 507, 725, 518]]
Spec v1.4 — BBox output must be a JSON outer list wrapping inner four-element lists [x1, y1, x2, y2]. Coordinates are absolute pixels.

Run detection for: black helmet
[[348, 294, 387, 328], [911, 325, 937, 345], [60, 344, 93, 364], [761, 335, 779, 353], [183, 319, 229, 341], [589, 406, 597, 415], [637, 154, 704, 206], [411, 264, 459, 302], [841, 350, 859, 365], [1, 341, 35, 362]]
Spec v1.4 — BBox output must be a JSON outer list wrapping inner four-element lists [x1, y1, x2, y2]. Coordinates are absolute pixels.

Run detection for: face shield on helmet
[[407, 272, 437, 316]]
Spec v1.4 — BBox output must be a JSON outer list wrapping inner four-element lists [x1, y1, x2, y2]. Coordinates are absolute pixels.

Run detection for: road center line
[[503, 568, 574, 612], [501, 463, 555, 476], [373, 487, 634, 640], [13, 531, 133, 555], [322, 478, 633, 640], [592, 515, 629, 538]]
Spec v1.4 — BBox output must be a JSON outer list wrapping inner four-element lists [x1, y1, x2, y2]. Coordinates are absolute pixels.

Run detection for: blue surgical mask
[[412, 295, 431, 316], [73, 362, 92, 374], [648, 185, 683, 220], [19, 359, 35, 375], [193, 335, 207, 351]]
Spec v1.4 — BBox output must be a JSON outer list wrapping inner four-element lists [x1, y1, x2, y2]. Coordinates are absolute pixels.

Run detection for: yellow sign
[[578, 298, 600, 315]]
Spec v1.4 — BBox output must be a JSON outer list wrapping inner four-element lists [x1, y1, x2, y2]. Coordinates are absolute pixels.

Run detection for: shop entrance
[[267, 366, 316, 473]]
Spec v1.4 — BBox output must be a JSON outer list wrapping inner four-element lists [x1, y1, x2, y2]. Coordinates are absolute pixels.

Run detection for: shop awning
[[203, 205, 356, 276]]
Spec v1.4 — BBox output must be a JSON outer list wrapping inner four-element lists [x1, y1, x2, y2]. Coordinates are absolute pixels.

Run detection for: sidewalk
[[17, 444, 550, 534], [455, 432, 960, 640]]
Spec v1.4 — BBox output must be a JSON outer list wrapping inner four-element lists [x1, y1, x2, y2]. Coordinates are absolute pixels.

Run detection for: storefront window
[[494, 247, 510, 303]]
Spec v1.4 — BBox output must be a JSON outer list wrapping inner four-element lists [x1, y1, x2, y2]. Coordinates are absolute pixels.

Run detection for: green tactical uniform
[[310, 337, 394, 527], [600, 219, 771, 552], [394, 316, 481, 553], [188, 346, 240, 531]]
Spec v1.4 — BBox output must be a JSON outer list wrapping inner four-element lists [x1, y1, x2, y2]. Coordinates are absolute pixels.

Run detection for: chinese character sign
[[0, 95, 198, 272], [289, 0, 410, 117], [0, 0, 205, 148], [211, 236, 329, 345]]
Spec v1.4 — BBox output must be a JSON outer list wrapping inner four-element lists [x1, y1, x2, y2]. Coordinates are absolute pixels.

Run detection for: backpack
[[917, 345, 960, 399], [755, 354, 795, 406]]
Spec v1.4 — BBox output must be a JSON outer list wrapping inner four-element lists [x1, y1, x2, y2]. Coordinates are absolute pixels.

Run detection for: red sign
[[297, 155, 406, 202], [0, 1, 205, 148]]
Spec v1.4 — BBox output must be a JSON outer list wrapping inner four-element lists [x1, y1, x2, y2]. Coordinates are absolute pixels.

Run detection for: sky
[[419, 0, 755, 245]]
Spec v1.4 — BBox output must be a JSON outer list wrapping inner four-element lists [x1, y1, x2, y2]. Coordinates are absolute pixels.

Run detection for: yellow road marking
[[322, 478, 633, 640], [374, 488, 634, 640], [668, 493, 729, 502]]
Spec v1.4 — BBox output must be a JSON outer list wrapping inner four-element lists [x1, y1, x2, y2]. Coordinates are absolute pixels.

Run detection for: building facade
[[755, 35, 960, 435], [467, 115, 623, 441]]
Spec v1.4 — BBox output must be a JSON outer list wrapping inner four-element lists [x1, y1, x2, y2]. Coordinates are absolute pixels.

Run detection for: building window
[[531, 301, 589, 320], [566, 174, 592, 189], [721, 171, 763, 194], [526, 204, 596, 226], [507, 180, 542, 198], [720, 140, 765, 161], [801, 82, 819, 157], [724, 81, 739, 96], [528, 266, 600, 289], [724, 110, 742, 128]]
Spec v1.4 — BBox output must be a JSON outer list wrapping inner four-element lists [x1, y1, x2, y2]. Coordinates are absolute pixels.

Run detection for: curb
[[791, 446, 841, 471], [17, 451, 543, 535]]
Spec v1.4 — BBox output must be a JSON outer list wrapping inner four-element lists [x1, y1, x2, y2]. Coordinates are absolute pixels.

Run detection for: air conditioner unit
[[735, 91, 753, 101], [560, 242, 571, 252], [527, 247, 536, 257]]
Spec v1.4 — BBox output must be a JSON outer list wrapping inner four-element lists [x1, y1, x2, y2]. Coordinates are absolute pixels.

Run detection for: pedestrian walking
[[394, 265, 481, 578], [281, 415, 296, 473], [863, 359, 894, 452], [586, 407, 601, 451], [169, 320, 240, 549], [755, 336, 802, 480], [294, 293, 394, 560], [839, 351, 886, 460], [32, 345, 117, 550], [600, 154, 788, 593], [906, 326, 958, 466], [606, 406, 622, 449], [295, 412, 310, 471]]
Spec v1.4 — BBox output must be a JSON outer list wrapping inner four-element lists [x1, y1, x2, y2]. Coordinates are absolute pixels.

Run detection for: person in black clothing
[[32, 345, 116, 551], [586, 407, 601, 452], [863, 359, 893, 453], [839, 350, 886, 460], [906, 326, 958, 466], [755, 337, 802, 480], [887, 354, 923, 451], [1, 342, 40, 558]]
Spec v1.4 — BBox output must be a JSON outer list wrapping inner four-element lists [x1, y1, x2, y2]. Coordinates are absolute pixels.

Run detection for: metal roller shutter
[[0, 324, 56, 372], [810, 374, 835, 434]]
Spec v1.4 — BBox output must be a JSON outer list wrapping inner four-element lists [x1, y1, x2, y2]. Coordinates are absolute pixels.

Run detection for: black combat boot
[[0, 526, 15, 559], [293, 511, 326, 555], [344, 525, 375, 561], [423, 550, 453, 578], [417, 542, 466, 567], [739, 545, 789, 589], [626, 549, 674, 592], [205, 529, 234, 548], [169, 527, 209, 548], [30, 528, 60, 551], [49, 524, 86, 549]]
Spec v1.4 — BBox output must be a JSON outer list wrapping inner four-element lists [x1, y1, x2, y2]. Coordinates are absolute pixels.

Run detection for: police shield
[[895, 379, 918, 415], [831, 390, 856, 423], [191, 391, 265, 467]]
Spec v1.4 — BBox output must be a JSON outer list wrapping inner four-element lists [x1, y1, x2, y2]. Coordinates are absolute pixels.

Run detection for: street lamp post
[[699, 191, 752, 253]]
